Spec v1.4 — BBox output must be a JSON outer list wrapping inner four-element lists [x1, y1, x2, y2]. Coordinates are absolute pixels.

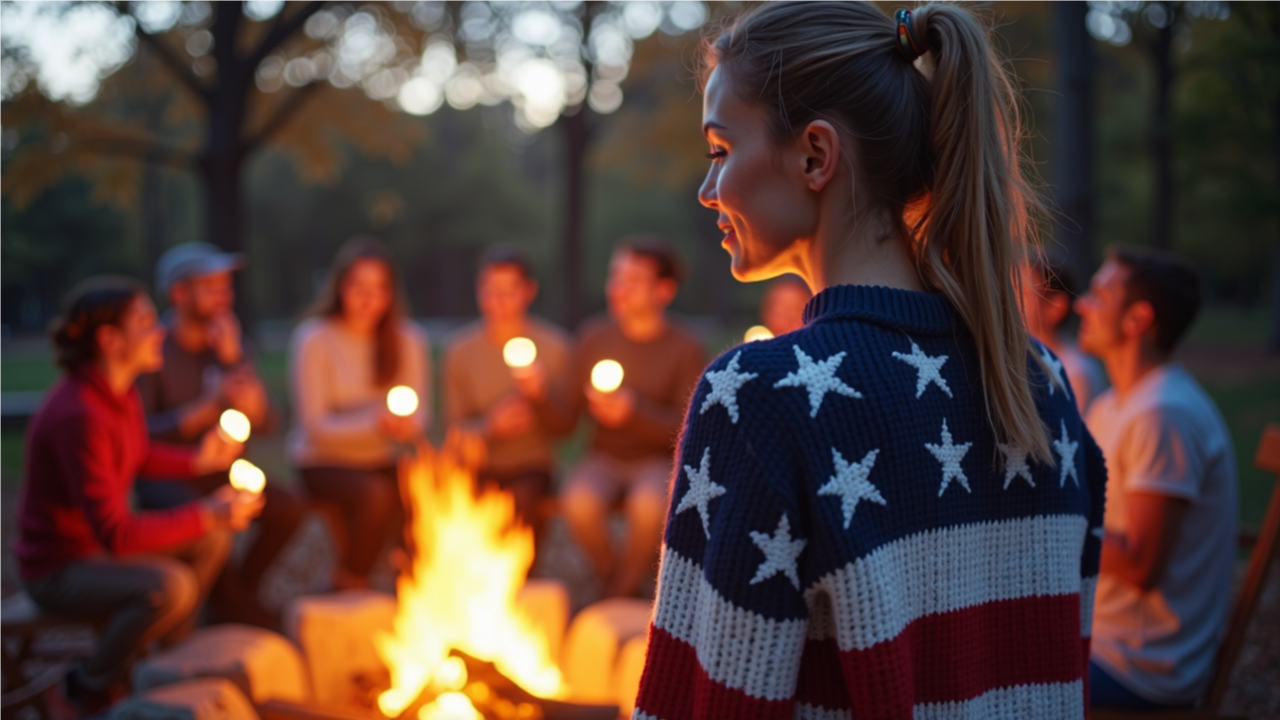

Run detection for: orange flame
[[375, 441, 565, 717]]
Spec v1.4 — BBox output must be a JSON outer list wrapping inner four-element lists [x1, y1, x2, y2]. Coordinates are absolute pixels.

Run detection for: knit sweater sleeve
[[53, 414, 205, 555], [634, 350, 809, 720]]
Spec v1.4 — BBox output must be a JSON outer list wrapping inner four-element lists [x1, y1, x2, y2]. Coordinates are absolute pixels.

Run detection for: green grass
[[1, 356, 58, 392], [1202, 377, 1280, 530]]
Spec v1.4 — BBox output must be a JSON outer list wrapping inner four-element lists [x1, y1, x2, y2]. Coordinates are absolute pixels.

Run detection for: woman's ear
[[799, 119, 841, 192]]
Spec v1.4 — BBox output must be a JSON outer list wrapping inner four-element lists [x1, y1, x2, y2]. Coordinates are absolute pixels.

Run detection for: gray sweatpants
[[24, 530, 232, 690]]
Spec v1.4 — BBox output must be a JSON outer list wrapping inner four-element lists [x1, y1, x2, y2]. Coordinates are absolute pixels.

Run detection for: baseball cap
[[155, 243, 245, 295]]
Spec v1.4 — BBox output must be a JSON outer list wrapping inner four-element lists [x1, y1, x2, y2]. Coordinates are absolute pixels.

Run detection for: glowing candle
[[590, 359, 624, 393], [218, 408, 251, 443], [387, 385, 419, 417], [228, 458, 265, 494], [744, 325, 775, 343], [502, 337, 538, 369]]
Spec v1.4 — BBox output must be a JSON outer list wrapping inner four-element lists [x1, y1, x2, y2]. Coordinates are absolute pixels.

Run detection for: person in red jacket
[[15, 276, 261, 713]]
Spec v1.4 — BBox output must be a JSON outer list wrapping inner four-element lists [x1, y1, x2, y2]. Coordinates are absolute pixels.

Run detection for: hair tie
[[896, 8, 925, 62]]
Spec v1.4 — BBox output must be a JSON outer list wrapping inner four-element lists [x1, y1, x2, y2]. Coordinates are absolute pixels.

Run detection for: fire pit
[[369, 439, 618, 720]]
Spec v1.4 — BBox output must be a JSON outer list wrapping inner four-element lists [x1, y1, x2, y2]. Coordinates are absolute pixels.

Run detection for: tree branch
[[244, 82, 324, 152], [121, 3, 210, 102], [247, 1, 328, 70], [74, 135, 199, 171]]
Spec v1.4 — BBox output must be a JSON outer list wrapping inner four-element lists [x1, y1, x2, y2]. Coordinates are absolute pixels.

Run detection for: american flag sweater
[[633, 285, 1106, 720]]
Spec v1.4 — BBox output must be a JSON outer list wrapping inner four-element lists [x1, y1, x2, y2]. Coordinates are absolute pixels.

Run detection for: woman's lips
[[720, 229, 737, 250]]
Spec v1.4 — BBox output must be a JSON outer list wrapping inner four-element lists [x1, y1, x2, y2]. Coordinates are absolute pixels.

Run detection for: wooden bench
[[1095, 423, 1280, 720], [1, 592, 103, 719]]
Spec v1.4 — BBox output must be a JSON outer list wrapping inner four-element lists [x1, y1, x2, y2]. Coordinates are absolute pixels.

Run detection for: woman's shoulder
[[291, 317, 332, 345], [396, 318, 430, 347]]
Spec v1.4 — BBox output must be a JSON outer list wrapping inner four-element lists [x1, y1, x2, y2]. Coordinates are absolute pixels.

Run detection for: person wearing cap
[[135, 242, 306, 627]]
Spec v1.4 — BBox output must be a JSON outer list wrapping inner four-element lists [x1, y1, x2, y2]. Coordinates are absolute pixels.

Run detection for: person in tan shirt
[[443, 248, 574, 542], [562, 239, 707, 598]]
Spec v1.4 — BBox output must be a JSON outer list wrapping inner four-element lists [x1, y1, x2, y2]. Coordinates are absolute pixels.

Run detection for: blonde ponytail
[[910, 4, 1052, 462], [703, 1, 1052, 463]]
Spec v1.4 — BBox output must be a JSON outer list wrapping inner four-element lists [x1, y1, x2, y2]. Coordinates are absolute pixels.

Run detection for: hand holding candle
[[586, 359, 633, 428], [218, 408, 252, 443], [387, 385, 419, 417], [228, 458, 266, 494], [590, 359, 624, 393], [383, 385, 420, 442], [502, 337, 537, 369]]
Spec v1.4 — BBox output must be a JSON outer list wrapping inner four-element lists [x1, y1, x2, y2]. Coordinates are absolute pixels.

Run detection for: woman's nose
[[697, 165, 718, 209]]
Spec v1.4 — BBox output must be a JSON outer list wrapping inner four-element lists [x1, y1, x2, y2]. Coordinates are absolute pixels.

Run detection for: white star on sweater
[[997, 442, 1035, 489], [699, 350, 758, 424], [925, 418, 973, 497], [749, 514, 807, 589], [674, 447, 726, 538], [819, 448, 886, 529], [1053, 420, 1080, 488], [1039, 346, 1067, 396], [891, 342, 952, 399], [773, 345, 862, 418]]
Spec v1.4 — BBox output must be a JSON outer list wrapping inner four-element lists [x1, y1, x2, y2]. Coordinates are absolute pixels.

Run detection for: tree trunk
[[1269, 96, 1280, 352], [557, 109, 593, 327], [1051, 1, 1096, 282], [142, 165, 167, 278], [1150, 2, 1176, 250]]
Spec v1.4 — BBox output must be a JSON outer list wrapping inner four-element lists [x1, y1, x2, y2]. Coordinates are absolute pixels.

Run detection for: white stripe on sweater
[[806, 514, 1089, 651], [913, 681, 1084, 720], [653, 546, 808, 701]]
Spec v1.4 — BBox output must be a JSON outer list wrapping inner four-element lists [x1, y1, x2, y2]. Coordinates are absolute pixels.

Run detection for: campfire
[[373, 438, 570, 720]]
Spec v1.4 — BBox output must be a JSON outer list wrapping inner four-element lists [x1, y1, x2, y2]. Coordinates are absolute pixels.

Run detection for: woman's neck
[[795, 200, 925, 295], [337, 315, 378, 338], [93, 358, 137, 397]]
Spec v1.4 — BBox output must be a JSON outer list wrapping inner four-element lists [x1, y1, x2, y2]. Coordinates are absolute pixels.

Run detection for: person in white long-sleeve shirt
[[287, 237, 430, 590]]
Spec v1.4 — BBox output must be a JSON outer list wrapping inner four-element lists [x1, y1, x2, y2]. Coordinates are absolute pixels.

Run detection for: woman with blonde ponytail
[[634, 4, 1106, 718]]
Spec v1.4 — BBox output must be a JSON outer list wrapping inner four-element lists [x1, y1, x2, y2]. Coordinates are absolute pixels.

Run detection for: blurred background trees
[[1, 0, 1277, 345]]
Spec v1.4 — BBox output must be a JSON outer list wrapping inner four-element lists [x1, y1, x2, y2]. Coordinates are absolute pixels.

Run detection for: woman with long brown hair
[[288, 237, 430, 590], [633, 3, 1106, 718]]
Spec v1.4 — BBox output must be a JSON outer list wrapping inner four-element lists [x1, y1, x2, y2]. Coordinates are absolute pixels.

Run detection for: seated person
[[561, 238, 706, 598], [760, 274, 811, 337], [1019, 251, 1107, 413], [288, 237, 429, 590], [443, 247, 574, 542], [1076, 248, 1239, 709], [136, 243, 306, 627], [15, 277, 260, 714]]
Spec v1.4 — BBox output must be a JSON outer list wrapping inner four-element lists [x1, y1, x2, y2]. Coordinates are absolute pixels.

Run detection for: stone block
[[283, 590, 396, 708], [612, 633, 648, 718], [110, 678, 259, 720], [562, 598, 652, 705], [515, 579, 570, 665], [133, 624, 309, 704]]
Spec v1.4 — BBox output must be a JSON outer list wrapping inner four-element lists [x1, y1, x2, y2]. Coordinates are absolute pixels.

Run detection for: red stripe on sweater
[[635, 624, 793, 720], [796, 637, 851, 711], [839, 593, 1086, 718]]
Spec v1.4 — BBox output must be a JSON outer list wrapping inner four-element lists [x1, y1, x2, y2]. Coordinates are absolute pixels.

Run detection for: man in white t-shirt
[[1076, 247, 1238, 709]]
